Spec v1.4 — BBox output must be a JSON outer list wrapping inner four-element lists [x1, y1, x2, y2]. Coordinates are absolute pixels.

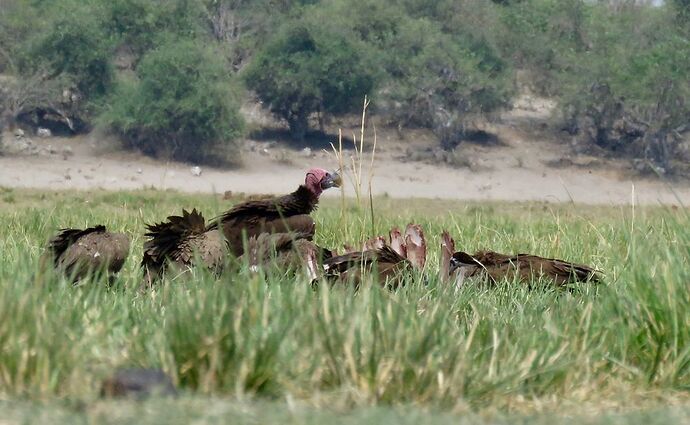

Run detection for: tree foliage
[[244, 15, 376, 140], [102, 38, 244, 164]]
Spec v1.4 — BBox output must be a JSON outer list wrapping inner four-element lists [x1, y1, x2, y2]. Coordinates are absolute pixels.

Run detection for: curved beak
[[320, 170, 342, 190]]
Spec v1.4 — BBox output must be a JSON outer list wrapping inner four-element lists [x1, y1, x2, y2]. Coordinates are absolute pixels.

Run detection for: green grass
[[0, 189, 689, 422]]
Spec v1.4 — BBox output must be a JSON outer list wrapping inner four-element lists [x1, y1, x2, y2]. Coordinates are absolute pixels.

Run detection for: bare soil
[[1, 96, 689, 206]]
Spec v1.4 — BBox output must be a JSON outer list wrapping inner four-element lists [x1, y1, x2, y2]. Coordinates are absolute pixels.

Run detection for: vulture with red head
[[208, 168, 341, 256], [141, 209, 225, 284], [45, 225, 130, 282], [440, 231, 600, 288], [323, 224, 426, 289]]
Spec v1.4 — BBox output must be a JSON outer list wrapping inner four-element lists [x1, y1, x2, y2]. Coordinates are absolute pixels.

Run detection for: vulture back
[[47, 225, 130, 281], [451, 249, 600, 287], [209, 186, 320, 256]]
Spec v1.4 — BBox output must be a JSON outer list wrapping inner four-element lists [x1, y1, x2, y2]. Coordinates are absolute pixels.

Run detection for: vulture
[[208, 168, 341, 256], [440, 231, 600, 288], [141, 209, 225, 283], [44, 225, 130, 282], [323, 224, 426, 289], [242, 232, 331, 281]]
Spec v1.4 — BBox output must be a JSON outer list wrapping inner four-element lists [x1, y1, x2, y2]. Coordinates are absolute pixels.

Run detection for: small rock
[[14, 128, 24, 138], [301, 147, 313, 157], [100, 368, 177, 399], [136, 168, 143, 174], [190, 166, 202, 177], [260, 148, 270, 156], [223, 190, 233, 200], [37, 128, 52, 138]]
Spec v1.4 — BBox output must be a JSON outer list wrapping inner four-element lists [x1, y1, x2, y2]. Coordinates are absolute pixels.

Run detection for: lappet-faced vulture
[[242, 232, 334, 281], [440, 231, 600, 288], [45, 225, 130, 282], [207, 168, 341, 256], [323, 224, 426, 289], [141, 209, 225, 283]]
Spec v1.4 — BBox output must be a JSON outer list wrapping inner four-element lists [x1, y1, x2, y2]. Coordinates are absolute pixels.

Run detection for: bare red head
[[304, 168, 341, 197]]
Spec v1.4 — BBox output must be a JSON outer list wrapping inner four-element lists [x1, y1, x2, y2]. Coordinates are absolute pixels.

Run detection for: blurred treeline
[[0, 0, 687, 172]]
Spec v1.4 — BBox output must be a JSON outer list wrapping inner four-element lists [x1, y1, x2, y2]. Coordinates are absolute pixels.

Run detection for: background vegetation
[[0, 189, 688, 421], [0, 0, 688, 168]]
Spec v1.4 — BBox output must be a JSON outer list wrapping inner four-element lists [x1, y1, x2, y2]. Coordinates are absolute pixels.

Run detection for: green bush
[[105, 0, 208, 55], [101, 38, 244, 164], [243, 14, 376, 140], [556, 5, 690, 174], [18, 1, 113, 101]]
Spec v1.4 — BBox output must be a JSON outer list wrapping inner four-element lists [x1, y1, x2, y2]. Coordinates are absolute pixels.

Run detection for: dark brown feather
[[142, 209, 225, 282], [46, 225, 130, 282], [449, 249, 600, 288], [323, 245, 411, 289], [243, 231, 330, 279], [207, 185, 321, 256]]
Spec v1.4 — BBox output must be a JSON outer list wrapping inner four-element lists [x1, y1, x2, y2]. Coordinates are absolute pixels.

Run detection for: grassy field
[[0, 188, 688, 423]]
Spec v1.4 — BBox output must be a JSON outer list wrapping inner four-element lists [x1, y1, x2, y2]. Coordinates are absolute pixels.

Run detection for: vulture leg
[[404, 224, 426, 269], [389, 227, 407, 258], [439, 231, 455, 284]]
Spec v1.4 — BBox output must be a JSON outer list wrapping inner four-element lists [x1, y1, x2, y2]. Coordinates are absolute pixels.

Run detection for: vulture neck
[[285, 185, 321, 215]]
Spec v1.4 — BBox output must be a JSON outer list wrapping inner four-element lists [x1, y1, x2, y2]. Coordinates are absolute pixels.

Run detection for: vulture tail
[[549, 259, 601, 283], [141, 209, 207, 272]]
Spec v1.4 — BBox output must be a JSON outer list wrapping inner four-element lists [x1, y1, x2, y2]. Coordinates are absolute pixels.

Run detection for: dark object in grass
[[100, 368, 177, 399], [441, 231, 600, 288], [44, 225, 130, 283], [141, 208, 225, 284], [207, 168, 341, 256]]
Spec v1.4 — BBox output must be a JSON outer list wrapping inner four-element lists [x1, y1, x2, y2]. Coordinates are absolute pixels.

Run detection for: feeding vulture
[[323, 224, 426, 289], [141, 208, 225, 284], [208, 168, 341, 256], [440, 231, 600, 288], [242, 231, 333, 281], [44, 225, 130, 282]]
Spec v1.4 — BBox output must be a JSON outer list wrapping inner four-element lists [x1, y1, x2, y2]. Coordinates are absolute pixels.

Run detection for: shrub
[[558, 5, 690, 175], [377, 17, 513, 147], [102, 38, 244, 164], [105, 0, 208, 55], [243, 15, 376, 140], [18, 1, 113, 101]]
